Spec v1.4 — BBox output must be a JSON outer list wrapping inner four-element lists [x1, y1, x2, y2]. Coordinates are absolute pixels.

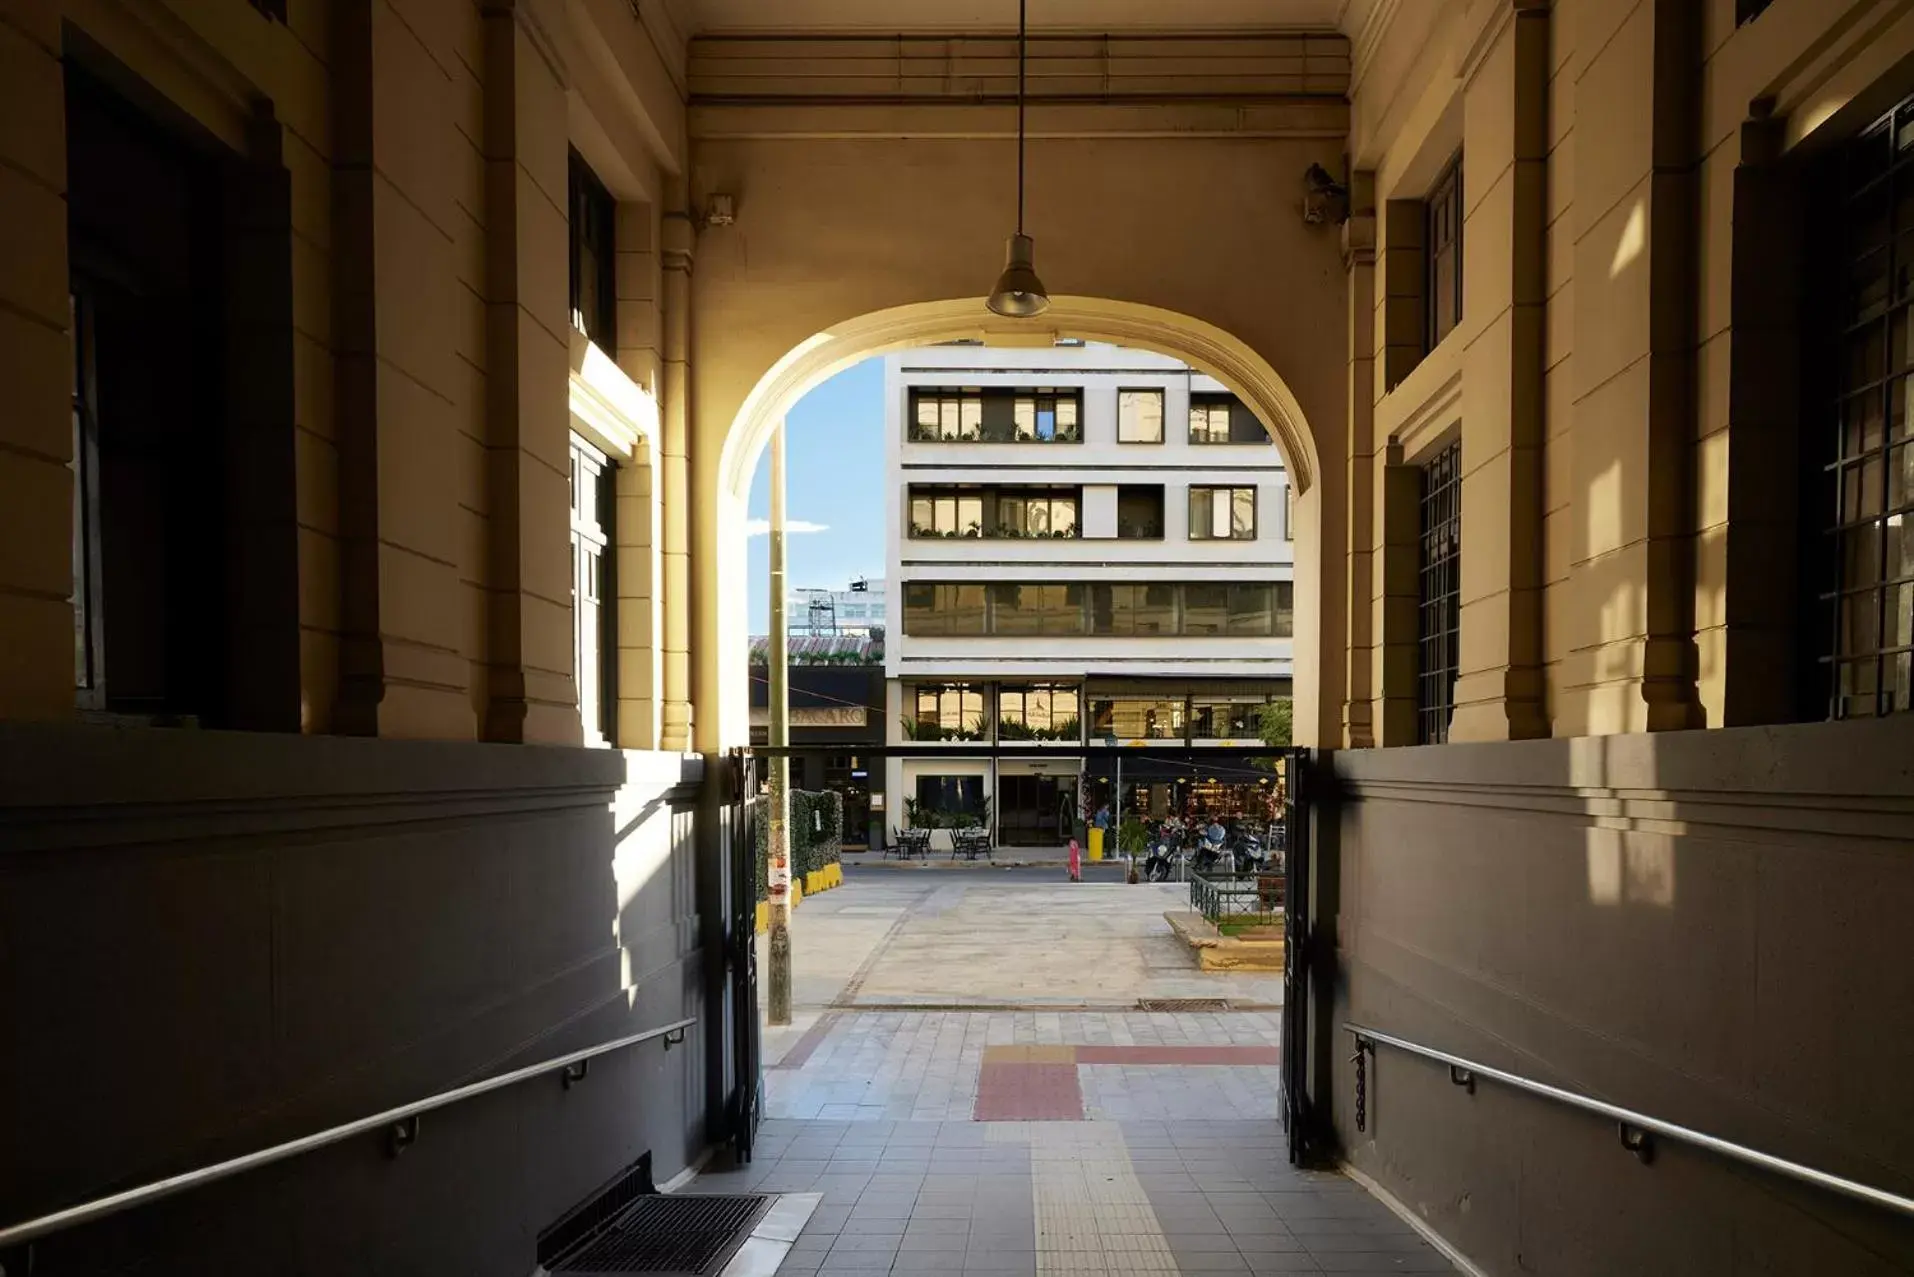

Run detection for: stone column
[[1559, 0, 1703, 734], [331, 0, 475, 739], [1341, 175, 1379, 749], [659, 181, 694, 751], [0, 0, 73, 721], [1451, 0, 1549, 742], [479, 0, 577, 745]]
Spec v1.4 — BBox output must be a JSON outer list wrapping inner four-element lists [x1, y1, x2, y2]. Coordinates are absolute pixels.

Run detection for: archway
[[701, 295, 1334, 751]]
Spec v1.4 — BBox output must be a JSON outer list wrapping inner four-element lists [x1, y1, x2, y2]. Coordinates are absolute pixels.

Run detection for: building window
[[914, 773, 985, 817], [1190, 695, 1274, 739], [909, 388, 985, 441], [1819, 102, 1914, 718], [1417, 440, 1462, 743], [1118, 389, 1164, 443], [907, 388, 1082, 443], [1117, 485, 1165, 538], [1427, 155, 1464, 351], [1089, 696, 1184, 740], [994, 490, 1078, 538], [1189, 486, 1257, 540], [902, 583, 987, 636], [1014, 391, 1081, 442], [65, 63, 236, 724], [907, 683, 985, 740], [571, 434, 616, 744], [904, 484, 1083, 539], [909, 488, 986, 537], [1087, 584, 1178, 636], [568, 150, 616, 348], [988, 583, 1086, 636], [997, 683, 1081, 740], [1188, 393, 1271, 444], [903, 581, 1290, 637]]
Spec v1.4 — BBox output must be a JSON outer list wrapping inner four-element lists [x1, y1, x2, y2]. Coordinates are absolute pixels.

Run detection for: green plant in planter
[[1117, 817, 1149, 858]]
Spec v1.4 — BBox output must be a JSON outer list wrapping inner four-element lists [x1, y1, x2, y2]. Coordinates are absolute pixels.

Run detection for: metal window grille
[[1821, 100, 1914, 718], [1417, 441, 1462, 744]]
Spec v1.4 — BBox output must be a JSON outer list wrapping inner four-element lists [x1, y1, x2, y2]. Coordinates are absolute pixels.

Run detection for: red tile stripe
[[973, 1062, 1085, 1121], [1075, 1045, 1280, 1066]]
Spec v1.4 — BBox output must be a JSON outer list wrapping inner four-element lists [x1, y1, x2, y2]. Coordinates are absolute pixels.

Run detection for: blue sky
[[744, 356, 886, 633]]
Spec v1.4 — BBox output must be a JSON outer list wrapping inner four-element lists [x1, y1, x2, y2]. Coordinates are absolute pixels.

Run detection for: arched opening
[[704, 296, 1330, 751]]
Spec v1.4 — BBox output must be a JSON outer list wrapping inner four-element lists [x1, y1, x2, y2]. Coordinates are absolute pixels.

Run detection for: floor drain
[[1137, 998, 1233, 1012], [549, 1194, 771, 1275]]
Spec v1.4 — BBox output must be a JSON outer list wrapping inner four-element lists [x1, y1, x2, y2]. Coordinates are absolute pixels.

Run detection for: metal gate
[[725, 748, 761, 1162], [1280, 747, 1322, 1165]]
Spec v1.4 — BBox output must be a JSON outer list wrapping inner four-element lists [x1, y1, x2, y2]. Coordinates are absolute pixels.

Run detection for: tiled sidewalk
[[694, 1117, 1458, 1276], [694, 874, 1458, 1275]]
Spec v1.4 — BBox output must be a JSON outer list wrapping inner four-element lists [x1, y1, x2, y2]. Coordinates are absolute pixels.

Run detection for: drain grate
[[1137, 997, 1233, 1012], [550, 1194, 770, 1275]]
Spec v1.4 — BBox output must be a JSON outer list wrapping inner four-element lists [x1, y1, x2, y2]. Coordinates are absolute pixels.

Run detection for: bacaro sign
[[791, 707, 866, 727]]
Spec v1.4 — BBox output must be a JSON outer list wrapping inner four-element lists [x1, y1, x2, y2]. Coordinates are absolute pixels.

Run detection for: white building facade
[[883, 343, 1295, 846]]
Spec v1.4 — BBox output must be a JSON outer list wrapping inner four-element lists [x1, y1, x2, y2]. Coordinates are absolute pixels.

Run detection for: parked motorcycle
[[1143, 818, 1186, 882]]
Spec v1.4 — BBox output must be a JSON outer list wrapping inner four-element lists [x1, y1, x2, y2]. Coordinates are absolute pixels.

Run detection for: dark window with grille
[[1817, 100, 1914, 718], [1417, 441, 1462, 744], [568, 150, 616, 347], [1427, 156, 1463, 351]]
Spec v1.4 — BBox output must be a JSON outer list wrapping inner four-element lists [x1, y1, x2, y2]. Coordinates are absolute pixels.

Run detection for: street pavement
[[694, 871, 1461, 1276]]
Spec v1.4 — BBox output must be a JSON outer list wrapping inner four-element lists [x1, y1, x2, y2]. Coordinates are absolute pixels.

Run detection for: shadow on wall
[[1329, 718, 1914, 1275], [0, 724, 710, 1276]]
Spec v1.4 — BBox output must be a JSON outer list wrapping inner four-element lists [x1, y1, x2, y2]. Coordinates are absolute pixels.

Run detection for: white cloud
[[745, 518, 830, 537]]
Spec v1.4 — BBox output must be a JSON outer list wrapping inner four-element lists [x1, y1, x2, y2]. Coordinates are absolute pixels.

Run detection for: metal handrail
[[1345, 1022, 1914, 1220], [0, 1015, 698, 1249]]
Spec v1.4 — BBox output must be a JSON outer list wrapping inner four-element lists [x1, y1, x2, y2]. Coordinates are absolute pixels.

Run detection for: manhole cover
[[551, 1194, 770, 1275], [1137, 998, 1233, 1012]]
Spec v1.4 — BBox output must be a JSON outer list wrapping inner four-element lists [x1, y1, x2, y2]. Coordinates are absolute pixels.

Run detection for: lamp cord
[[1016, 0, 1026, 236]]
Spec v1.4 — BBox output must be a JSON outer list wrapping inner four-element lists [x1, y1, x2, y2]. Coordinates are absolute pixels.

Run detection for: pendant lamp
[[987, 0, 1049, 317]]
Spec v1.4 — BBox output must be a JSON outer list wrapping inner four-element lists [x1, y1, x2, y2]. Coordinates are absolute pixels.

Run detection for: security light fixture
[[1302, 162, 1349, 225], [987, 0, 1050, 317]]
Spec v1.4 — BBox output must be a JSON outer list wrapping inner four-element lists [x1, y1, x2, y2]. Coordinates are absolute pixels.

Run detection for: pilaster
[[660, 181, 694, 751], [1450, 0, 1550, 742], [332, 0, 476, 739], [0, 0, 73, 721], [1343, 175, 1379, 749], [479, 0, 578, 744], [1559, 0, 1704, 734]]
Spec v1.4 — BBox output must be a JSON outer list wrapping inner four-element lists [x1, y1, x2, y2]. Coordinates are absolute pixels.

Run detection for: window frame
[[1116, 484, 1166, 540], [570, 433, 617, 746], [1188, 485, 1258, 540], [1813, 101, 1914, 719], [1426, 153, 1464, 353], [1117, 387, 1166, 444], [567, 150, 617, 350]]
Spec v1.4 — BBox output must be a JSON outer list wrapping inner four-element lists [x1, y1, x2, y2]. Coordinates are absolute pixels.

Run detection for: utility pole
[[766, 420, 793, 1026]]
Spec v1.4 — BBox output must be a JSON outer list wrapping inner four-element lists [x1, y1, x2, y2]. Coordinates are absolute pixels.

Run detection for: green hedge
[[751, 787, 845, 902]]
